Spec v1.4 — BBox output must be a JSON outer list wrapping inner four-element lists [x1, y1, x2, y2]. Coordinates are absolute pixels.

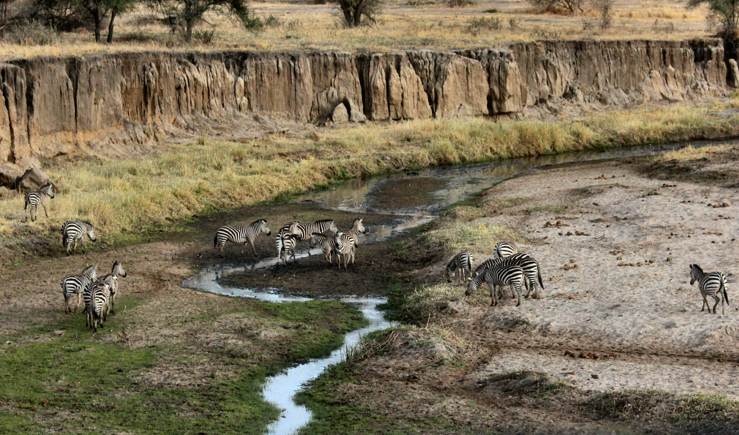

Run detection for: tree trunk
[[107, 9, 117, 43], [185, 19, 193, 42], [93, 10, 102, 43]]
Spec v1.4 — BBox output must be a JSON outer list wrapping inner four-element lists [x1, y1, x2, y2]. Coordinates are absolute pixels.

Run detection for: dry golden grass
[[1, 103, 737, 250], [0, 0, 714, 61]]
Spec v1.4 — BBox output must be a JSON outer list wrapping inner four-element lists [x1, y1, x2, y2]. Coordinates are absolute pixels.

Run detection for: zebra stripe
[[87, 282, 111, 332], [474, 253, 544, 299], [62, 221, 97, 255], [333, 232, 354, 270], [494, 241, 517, 259], [83, 261, 127, 316], [690, 264, 730, 315], [288, 220, 339, 241], [466, 264, 526, 307], [279, 234, 300, 265], [446, 251, 474, 283], [24, 183, 54, 222], [60, 265, 97, 313], [275, 223, 294, 259], [214, 219, 272, 257]]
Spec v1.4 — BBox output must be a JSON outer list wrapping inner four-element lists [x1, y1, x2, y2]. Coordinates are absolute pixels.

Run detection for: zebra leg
[[514, 282, 522, 307], [76, 293, 82, 313], [42, 203, 48, 218], [712, 294, 720, 314], [64, 295, 70, 314], [249, 239, 258, 257], [73, 239, 78, 254], [81, 237, 86, 254], [488, 283, 497, 307], [31, 205, 36, 222], [701, 292, 708, 312]]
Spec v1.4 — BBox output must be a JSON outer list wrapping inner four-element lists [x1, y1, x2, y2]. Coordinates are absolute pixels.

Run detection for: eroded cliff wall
[[0, 39, 730, 166]]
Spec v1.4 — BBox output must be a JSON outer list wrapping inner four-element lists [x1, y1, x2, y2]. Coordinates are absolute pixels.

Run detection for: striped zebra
[[62, 221, 97, 255], [99, 261, 127, 315], [275, 222, 296, 259], [334, 218, 366, 268], [86, 281, 112, 332], [333, 233, 352, 270], [309, 233, 339, 264], [279, 234, 300, 265], [24, 183, 54, 222], [60, 265, 97, 313], [446, 251, 474, 284], [474, 253, 544, 299], [288, 219, 339, 242], [494, 241, 517, 259], [214, 219, 272, 257], [466, 264, 526, 307], [689, 264, 730, 315]]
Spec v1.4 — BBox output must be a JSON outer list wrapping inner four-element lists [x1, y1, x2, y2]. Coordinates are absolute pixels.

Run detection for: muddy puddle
[[183, 140, 727, 435]]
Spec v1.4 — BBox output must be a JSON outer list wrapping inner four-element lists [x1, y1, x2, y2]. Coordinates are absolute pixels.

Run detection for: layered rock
[[0, 39, 731, 167]]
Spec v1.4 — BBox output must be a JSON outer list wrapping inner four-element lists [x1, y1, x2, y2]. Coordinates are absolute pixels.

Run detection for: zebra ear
[[467, 277, 472, 281]]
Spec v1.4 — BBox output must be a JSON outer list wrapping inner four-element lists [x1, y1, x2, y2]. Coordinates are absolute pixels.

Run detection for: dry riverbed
[[299, 144, 739, 434]]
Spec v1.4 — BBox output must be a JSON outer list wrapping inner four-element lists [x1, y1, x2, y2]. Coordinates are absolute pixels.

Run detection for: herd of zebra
[[60, 261, 128, 332], [214, 217, 366, 269], [446, 241, 544, 307]]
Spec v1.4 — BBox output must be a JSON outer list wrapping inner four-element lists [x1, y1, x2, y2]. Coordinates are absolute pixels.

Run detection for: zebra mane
[[81, 221, 94, 228], [250, 219, 267, 225], [691, 264, 703, 274], [314, 219, 334, 224]]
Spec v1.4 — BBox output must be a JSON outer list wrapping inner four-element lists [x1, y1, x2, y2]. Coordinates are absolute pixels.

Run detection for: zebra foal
[[309, 233, 338, 264], [24, 183, 54, 222], [60, 265, 97, 313], [62, 221, 97, 255], [279, 234, 300, 265], [86, 281, 112, 332], [214, 219, 272, 257], [689, 264, 730, 315], [446, 251, 474, 284], [466, 264, 526, 307], [334, 218, 366, 268]]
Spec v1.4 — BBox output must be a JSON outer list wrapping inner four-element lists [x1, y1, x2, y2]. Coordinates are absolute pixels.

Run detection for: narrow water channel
[[182, 140, 723, 435]]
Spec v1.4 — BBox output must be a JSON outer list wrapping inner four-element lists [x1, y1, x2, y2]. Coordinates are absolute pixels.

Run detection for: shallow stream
[[182, 140, 720, 434]]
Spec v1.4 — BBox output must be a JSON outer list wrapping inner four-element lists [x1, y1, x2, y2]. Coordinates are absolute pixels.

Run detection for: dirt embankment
[[0, 39, 731, 173], [298, 144, 739, 434]]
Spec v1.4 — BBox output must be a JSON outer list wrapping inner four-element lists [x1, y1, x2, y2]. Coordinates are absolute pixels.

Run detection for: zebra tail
[[722, 278, 730, 306], [214, 234, 218, 249], [538, 268, 544, 290]]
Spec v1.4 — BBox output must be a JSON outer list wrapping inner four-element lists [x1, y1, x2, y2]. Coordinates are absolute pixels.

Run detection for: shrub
[[5, 19, 58, 45]]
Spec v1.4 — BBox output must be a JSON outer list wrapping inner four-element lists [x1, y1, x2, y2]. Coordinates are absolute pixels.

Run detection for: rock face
[[0, 39, 732, 166]]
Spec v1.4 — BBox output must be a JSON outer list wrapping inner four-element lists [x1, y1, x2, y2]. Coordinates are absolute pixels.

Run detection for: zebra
[[275, 222, 296, 259], [214, 219, 272, 257], [466, 264, 526, 307], [474, 253, 544, 299], [62, 221, 97, 255], [309, 233, 339, 264], [333, 232, 352, 270], [689, 264, 730, 315], [279, 233, 300, 265], [87, 281, 112, 332], [99, 261, 127, 315], [288, 219, 339, 242], [334, 218, 366, 267], [24, 183, 54, 222], [60, 265, 97, 313], [446, 251, 474, 284], [494, 241, 517, 259]]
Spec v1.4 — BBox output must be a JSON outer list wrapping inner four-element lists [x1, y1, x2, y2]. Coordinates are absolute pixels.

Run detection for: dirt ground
[[298, 145, 739, 434]]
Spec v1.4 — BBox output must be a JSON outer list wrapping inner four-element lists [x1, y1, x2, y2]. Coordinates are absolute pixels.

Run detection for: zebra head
[[465, 274, 482, 296], [83, 222, 97, 241], [112, 261, 127, 278], [287, 221, 302, 236], [82, 265, 97, 281], [352, 218, 366, 234], [41, 183, 55, 198], [326, 220, 339, 234], [689, 264, 703, 285], [254, 219, 271, 236]]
